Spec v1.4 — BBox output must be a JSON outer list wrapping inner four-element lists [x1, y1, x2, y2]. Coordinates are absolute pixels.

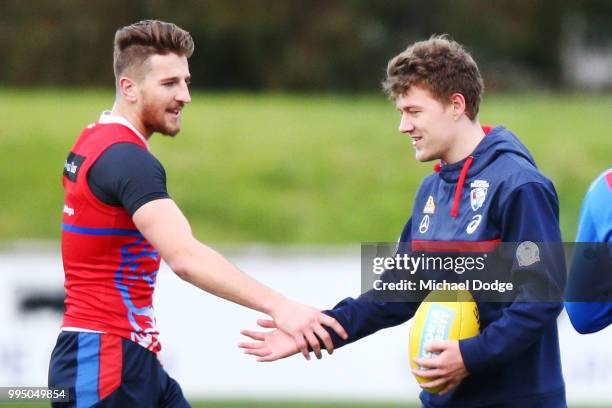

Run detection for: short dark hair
[[113, 20, 194, 80], [382, 35, 484, 120]]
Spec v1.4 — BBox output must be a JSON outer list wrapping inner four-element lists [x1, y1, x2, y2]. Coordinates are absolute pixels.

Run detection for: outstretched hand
[[239, 319, 300, 362], [268, 299, 347, 359]]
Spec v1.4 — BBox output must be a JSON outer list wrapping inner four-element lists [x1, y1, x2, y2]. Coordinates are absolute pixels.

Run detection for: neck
[[442, 119, 485, 164], [110, 101, 152, 139]]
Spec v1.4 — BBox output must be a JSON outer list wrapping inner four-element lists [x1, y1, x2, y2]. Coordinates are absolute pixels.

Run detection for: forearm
[[324, 296, 417, 348], [133, 199, 288, 315], [170, 238, 286, 315], [134, 198, 347, 356]]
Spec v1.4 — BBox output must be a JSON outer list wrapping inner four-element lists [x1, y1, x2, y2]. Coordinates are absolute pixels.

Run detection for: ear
[[117, 76, 139, 103], [449, 93, 467, 120]]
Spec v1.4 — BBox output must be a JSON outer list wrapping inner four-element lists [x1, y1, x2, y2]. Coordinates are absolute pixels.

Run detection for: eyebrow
[[159, 75, 191, 83], [397, 104, 422, 111]]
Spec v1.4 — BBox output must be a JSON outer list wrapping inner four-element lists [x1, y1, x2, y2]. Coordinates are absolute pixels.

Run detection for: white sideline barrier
[[1, 245, 611, 404]]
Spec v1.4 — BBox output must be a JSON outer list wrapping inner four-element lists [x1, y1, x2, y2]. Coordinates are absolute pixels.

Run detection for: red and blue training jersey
[[61, 119, 162, 353]]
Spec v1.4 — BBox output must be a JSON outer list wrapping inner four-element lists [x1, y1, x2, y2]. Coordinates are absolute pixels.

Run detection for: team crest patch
[[516, 241, 540, 267], [423, 196, 436, 214], [470, 187, 488, 211], [470, 180, 489, 211]]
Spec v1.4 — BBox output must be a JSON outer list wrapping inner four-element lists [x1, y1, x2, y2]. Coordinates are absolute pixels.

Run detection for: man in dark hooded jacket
[[240, 35, 566, 408]]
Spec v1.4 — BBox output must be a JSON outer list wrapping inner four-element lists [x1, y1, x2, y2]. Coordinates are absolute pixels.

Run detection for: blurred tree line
[[1, 0, 611, 91]]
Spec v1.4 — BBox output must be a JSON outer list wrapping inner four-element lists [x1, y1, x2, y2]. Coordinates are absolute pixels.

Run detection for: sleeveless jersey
[[61, 120, 162, 353]]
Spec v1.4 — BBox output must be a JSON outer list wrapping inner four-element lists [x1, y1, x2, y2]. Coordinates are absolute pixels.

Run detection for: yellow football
[[409, 290, 480, 394]]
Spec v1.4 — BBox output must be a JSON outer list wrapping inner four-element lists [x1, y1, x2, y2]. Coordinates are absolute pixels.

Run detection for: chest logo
[[516, 241, 540, 267], [419, 215, 430, 234], [423, 196, 436, 214], [470, 185, 488, 211], [466, 214, 482, 235]]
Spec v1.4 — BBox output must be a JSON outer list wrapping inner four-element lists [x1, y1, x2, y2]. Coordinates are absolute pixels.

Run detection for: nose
[[398, 112, 414, 133], [176, 81, 191, 104]]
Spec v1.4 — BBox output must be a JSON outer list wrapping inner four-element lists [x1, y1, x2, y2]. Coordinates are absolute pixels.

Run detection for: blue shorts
[[48, 331, 190, 408]]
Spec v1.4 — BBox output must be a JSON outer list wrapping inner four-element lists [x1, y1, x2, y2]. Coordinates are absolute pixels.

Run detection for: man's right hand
[[268, 299, 348, 360]]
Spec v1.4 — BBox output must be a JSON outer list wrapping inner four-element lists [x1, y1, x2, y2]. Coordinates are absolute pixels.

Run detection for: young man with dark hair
[[49, 20, 346, 407], [240, 35, 567, 408]]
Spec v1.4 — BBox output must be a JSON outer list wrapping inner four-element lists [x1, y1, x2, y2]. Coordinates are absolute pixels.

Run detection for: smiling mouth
[[167, 109, 181, 119], [411, 136, 423, 146]]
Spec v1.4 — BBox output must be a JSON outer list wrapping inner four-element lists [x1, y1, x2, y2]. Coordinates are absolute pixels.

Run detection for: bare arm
[[133, 198, 347, 357]]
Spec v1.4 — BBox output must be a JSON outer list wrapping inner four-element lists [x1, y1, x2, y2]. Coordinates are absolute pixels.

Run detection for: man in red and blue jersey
[[240, 36, 567, 407], [49, 20, 347, 408], [565, 169, 612, 333]]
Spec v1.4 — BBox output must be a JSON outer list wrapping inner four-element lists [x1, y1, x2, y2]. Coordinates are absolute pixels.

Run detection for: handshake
[[239, 298, 348, 362]]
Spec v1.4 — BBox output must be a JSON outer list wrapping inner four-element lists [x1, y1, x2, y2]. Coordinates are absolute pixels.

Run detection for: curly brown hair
[[113, 20, 194, 80], [382, 35, 484, 120]]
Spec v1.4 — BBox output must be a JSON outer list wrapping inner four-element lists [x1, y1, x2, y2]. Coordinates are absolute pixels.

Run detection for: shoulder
[[98, 142, 163, 170], [586, 169, 612, 200], [578, 169, 612, 242], [82, 122, 129, 139], [91, 143, 166, 189], [582, 169, 612, 215], [490, 154, 556, 205], [498, 151, 552, 186]]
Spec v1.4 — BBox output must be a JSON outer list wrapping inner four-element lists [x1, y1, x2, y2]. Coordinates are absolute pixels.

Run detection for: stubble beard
[[140, 99, 180, 137]]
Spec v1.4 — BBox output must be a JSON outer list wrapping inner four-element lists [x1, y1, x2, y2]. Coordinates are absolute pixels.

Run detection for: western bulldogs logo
[[470, 180, 489, 211]]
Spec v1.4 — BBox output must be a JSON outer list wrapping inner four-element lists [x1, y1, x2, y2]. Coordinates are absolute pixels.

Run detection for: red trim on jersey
[[98, 334, 123, 400], [605, 171, 612, 191], [450, 156, 474, 218], [412, 239, 501, 253]]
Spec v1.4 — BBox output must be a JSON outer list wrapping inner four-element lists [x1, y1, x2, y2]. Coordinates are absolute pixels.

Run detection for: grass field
[[1, 89, 610, 243]]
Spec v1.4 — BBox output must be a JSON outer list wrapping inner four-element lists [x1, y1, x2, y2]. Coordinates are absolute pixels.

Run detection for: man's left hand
[[412, 340, 469, 395]]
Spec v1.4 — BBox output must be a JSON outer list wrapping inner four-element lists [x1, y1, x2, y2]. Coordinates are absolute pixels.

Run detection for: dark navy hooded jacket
[[324, 126, 566, 408]]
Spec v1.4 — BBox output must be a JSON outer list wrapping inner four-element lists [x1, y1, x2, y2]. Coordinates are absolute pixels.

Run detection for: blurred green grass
[[1, 89, 610, 243]]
